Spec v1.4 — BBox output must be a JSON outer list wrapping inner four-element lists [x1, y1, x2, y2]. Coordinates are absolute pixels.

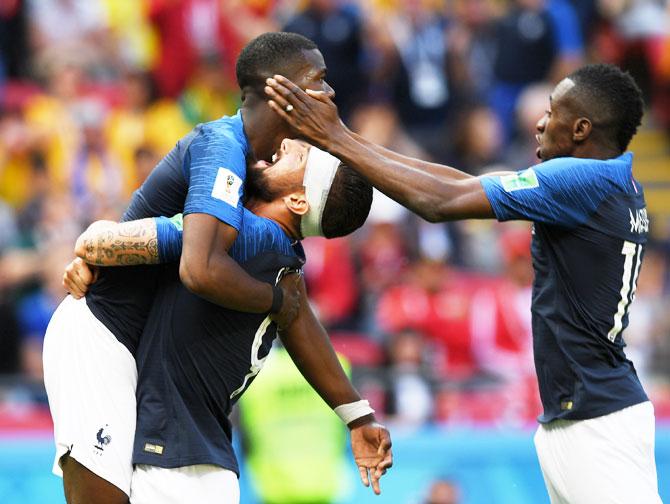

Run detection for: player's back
[[481, 153, 649, 422], [132, 209, 304, 474], [85, 113, 249, 355]]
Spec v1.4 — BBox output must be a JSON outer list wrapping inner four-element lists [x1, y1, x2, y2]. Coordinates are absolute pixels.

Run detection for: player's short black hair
[[236, 32, 318, 94], [321, 163, 373, 238], [567, 64, 644, 152]]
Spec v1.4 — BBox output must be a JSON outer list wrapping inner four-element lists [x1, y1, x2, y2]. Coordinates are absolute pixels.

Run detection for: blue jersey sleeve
[[183, 126, 246, 230], [480, 157, 615, 228], [155, 214, 183, 263]]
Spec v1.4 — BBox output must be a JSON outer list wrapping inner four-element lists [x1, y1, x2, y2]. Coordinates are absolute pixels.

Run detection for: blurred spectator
[[0, 107, 45, 208], [376, 258, 480, 380], [505, 82, 554, 169], [0, 0, 30, 80], [148, 0, 240, 98], [133, 145, 160, 187], [424, 477, 461, 504], [470, 226, 534, 383], [303, 236, 360, 330], [101, 0, 158, 71], [179, 53, 239, 125], [447, 103, 504, 175], [283, 0, 368, 120], [105, 70, 190, 193], [626, 246, 670, 384], [28, 0, 111, 78], [384, 329, 434, 426], [17, 243, 69, 383], [69, 99, 124, 218], [378, 0, 453, 154], [239, 346, 350, 504], [23, 58, 83, 192], [447, 0, 500, 102], [596, 0, 670, 129], [490, 0, 559, 140]]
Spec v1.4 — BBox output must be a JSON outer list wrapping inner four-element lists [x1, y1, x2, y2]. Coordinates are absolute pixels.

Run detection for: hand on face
[[265, 75, 345, 150]]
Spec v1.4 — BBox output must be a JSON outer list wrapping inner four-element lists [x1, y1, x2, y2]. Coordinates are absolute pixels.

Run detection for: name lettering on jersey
[[629, 208, 649, 234], [211, 167, 242, 207], [143, 442, 164, 455], [500, 168, 539, 192]]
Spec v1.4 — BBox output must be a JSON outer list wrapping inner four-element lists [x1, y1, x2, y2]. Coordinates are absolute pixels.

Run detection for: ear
[[572, 117, 592, 143], [283, 190, 309, 216]]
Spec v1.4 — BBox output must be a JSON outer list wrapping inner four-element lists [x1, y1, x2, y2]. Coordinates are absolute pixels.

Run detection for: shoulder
[[241, 209, 292, 245], [534, 153, 633, 192], [190, 114, 248, 157]]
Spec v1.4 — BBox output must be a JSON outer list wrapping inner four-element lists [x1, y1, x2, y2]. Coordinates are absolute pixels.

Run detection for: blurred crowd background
[[0, 1, 669, 502]]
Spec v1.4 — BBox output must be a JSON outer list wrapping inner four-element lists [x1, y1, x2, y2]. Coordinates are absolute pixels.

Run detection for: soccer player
[[43, 32, 348, 504], [66, 140, 392, 503], [265, 64, 662, 503]]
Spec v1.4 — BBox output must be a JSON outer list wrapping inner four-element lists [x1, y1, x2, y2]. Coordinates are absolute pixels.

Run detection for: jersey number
[[229, 267, 297, 400], [607, 240, 643, 342]]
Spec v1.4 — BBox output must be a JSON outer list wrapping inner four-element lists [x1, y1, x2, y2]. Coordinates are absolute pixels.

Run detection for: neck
[[572, 143, 622, 160], [245, 198, 301, 240], [241, 98, 291, 161]]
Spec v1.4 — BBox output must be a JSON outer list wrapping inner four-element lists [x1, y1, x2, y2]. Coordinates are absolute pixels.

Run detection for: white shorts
[[130, 464, 239, 504], [534, 401, 662, 504], [43, 295, 137, 496]]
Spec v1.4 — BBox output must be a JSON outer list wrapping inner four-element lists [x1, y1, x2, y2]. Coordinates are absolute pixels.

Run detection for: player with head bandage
[[43, 31, 392, 504], [55, 140, 390, 504]]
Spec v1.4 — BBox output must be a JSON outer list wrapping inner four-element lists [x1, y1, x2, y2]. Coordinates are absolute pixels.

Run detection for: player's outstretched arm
[[265, 76, 499, 222], [279, 277, 393, 494]]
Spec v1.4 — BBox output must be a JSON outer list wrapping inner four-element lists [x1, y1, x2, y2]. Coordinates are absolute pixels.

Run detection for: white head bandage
[[301, 146, 341, 238]]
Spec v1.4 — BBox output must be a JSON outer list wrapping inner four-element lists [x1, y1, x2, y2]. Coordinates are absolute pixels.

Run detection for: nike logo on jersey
[[629, 208, 649, 234]]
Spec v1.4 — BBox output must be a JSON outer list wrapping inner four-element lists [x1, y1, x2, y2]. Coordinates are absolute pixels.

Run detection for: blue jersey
[[481, 153, 649, 422], [132, 209, 305, 474], [85, 112, 249, 355]]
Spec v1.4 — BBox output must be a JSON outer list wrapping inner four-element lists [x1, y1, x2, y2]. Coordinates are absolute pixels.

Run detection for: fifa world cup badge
[[226, 174, 235, 193]]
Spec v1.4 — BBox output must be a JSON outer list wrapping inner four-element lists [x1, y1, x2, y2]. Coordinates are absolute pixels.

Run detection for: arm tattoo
[[83, 220, 160, 266]]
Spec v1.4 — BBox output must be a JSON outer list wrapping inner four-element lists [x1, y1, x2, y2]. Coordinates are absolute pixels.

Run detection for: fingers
[[305, 89, 332, 103], [370, 468, 382, 495], [265, 87, 291, 112], [63, 258, 94, 298], [267, 99, 297, 125], [358, 466, 370, 488], [271, 75, 311, 105], [265, 78, 305, 110]]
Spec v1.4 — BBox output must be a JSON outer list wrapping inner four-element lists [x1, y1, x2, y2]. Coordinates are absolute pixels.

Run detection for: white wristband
[[334, 400, 375, 425]]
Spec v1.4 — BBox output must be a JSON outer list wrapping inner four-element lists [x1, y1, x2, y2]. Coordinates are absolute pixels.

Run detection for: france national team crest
[[94, 425, 112, 453]]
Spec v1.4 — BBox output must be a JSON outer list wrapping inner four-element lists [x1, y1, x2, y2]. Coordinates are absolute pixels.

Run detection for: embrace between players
[[45, 32, 662, 504]]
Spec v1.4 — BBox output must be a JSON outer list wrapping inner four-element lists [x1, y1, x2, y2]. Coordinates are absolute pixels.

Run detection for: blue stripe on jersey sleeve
[[155, 215, 183, 263], [481, 153, 633, 228], [183, 121, 247, 231]]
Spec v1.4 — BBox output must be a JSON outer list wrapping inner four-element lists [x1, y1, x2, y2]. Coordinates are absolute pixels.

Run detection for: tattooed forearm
[[77, 219, 160, 266]]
